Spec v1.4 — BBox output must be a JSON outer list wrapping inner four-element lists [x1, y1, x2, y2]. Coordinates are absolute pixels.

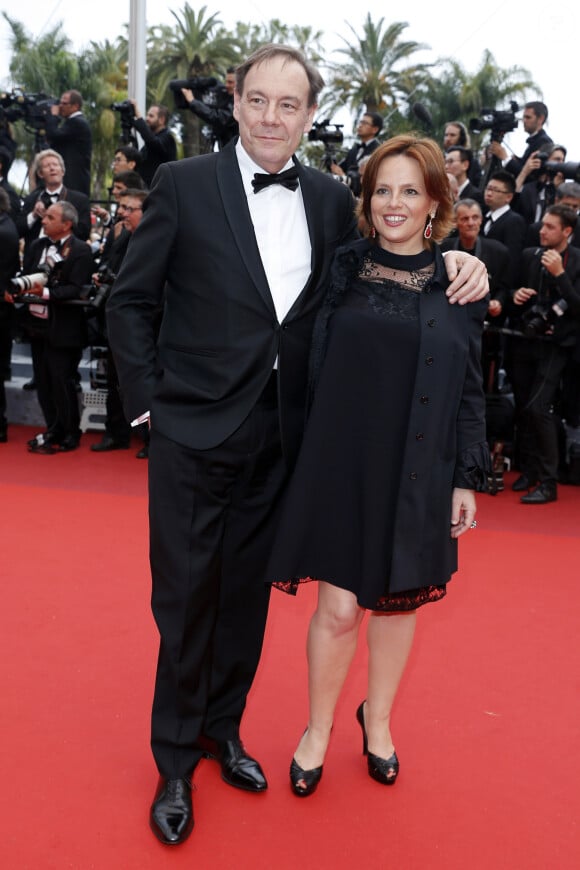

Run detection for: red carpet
[[2, 425, 579, 869]]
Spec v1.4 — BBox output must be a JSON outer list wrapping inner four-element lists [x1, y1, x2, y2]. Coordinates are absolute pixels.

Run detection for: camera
[[541, 161, 580, 183], [0, 88, 57, 147], [10, 254, 63, 298], [110, 99, 137, 145], [521, 298, 568, 337], [169, 77, 218, 110], [111, 99, 135, 119], [469, 101, 519, 142], [308, 119, 344, 147]]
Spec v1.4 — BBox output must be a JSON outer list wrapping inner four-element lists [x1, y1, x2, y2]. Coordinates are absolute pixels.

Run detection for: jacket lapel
[[216, 144, 276, 316]]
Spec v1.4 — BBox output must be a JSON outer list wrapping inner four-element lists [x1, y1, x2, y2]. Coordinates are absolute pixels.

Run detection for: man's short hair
[[34, 149, 65, 175], [446, 146, 472, 164], [488, 170, 516, 195], [545, 203, 577, 232], [454, 198, 482, 216], [525, 100, 548, 122], [118, 188, 147, 205], [556, 182, 580, 201], [365, 111, 383, 133], [235, 44, 324, 107], [113, 170, 145, 189], [54, 200, 78, 228], [115, 145, 141, 166], [67, 90, 83, 109], [152, 104, 170, 126]]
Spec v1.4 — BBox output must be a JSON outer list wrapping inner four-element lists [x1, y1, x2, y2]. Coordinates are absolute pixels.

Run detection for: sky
[[0, 0, 578, 165]]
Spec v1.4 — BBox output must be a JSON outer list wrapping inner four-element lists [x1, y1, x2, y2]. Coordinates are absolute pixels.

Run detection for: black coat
[[107, 140, 358, 468], [27, 235, 94, 348], [132, 119, 177, 188], [45, 113, 92, 196], [441, 235, 511, 310]]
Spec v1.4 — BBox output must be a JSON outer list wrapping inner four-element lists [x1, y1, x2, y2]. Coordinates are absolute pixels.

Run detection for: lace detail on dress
[[346, 257, 435, 321], [272, 577, 446, 612]]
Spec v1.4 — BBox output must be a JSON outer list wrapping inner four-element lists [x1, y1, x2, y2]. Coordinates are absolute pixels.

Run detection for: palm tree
[[146, 4, 239, 156], [327, 16, 431, 123]]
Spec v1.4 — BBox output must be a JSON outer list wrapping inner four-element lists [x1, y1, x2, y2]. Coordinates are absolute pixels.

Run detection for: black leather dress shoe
[[203, 737, 267, 792], [90, 436, 130, 452], [150, 777, 194, 846], [58, 437, 80, 452], [28, 441, 57, 455], [520, 483, 557, 504], [512, 473, 537, 492]]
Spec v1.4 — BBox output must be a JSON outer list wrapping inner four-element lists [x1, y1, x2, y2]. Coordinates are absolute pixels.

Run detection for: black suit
[[133, 119, 177, 188], [482, 208, 526, 283], [339, 138, 379, 196], [18, 187, 91, 252], [45, 113, 92, 196], [107, 141, 357, 778], [0, 212, 19, 427], [505, 129, 553, 181], [26, 235, 94, 442], [0, 176, 22, 220], [458, 181, 484, 209]]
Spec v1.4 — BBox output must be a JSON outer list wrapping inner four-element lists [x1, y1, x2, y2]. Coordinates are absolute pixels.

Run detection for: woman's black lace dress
[[267, 245, 483, 612]]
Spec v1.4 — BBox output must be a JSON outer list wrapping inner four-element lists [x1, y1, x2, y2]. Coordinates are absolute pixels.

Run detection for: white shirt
[[484, 203, 511, 234], [236, 140, 311, 324]]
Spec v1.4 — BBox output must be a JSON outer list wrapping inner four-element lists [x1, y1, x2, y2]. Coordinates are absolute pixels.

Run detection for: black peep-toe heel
[[356, 701, 400, 786]]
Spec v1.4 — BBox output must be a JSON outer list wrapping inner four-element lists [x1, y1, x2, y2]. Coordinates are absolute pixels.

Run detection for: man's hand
[[27, 281, 46, 297], [50, 103, 60, 117], [330, 162, 345, 177], [32, 200, 47, 220], [513, 287, 537, 305], [444, 251, 489, 304], [487, 140, 508, 161], [488, 299, 503, 317], [181, 88, 194, 103], [129, 99, 141, 119], [541, 249, 565, 277]]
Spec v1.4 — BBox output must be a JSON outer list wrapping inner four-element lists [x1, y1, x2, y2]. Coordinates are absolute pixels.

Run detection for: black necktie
[[252, 166, 299, 194]]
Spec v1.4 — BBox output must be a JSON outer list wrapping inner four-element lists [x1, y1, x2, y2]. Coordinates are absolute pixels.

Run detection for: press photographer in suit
[[46, 90, 92, 196], [508, 204, 580, 503], [130, 103, 177, 188], [19, 202, 94, 454], [107, 44, 489, 846]]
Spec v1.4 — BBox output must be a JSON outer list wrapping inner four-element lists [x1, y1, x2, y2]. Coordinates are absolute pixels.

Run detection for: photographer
[[180, 68, 238, 150], [90, 188, 147, 455], [507, 204, 580, 502], [513, 144, 566, 225], [330, 111, 382, 196], [489, 101, 553, 183], [130, 103, 177, 187], [18, 201, 94, 454], [45, 90, 92, 196]]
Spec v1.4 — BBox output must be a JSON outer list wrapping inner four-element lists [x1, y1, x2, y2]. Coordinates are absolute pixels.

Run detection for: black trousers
[[36, 339, 82, 441], [148, 375, 288, 779], [508, 337, 570, 484], [104, 349, 131, 443]]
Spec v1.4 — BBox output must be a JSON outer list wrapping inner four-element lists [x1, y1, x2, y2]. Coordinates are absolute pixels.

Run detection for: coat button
[[410, 472, 418, 480], [425, 356, 434, 365], [427, 318, 436, 327], [416, 432, 424, 440], [420, 395, 429, 404]]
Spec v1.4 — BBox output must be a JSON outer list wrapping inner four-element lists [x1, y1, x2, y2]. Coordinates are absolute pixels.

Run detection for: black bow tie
[[252, 166, 299, 194], [41, 191, 59, 207]]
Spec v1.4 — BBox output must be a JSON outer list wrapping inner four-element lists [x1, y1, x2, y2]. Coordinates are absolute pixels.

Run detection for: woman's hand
[[450, 487, 477, 538]]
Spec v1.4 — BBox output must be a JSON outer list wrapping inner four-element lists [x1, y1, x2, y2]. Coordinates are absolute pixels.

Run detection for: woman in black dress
[[266, 135, 490, 795]]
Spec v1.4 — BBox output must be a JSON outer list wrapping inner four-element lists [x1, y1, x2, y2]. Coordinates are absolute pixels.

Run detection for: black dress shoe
[[520, 483, 557, 504], [356, 701, 400, 786], [136, 444, 149, 459], [28, 441, 57, 455], [150, 777, 194, 846], [91, 436, 130, 452], [22, 379, 36, 391], [58, 437, 80, 452], [204, 737, 267, 792], [512, 473, 537, 492]]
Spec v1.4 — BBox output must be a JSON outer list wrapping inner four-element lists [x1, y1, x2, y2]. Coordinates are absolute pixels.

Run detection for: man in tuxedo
[[482, 170, 526, 282], [107, 44, 489, 846], [330, 111, 382, 196], [46, 90, 92, 196], [0, 187, 20, 443], [18, 202, 94, 453], [17, 150, 91, 253], [444, 147, 484, 208]]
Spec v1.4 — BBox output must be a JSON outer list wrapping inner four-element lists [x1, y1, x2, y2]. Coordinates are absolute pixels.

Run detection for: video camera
[[308, 119, 344, 171], [0, 88, 57, 147], [169, 77, 218, 110], [469, 101, 519, 142], [110, 99, 137, 145]]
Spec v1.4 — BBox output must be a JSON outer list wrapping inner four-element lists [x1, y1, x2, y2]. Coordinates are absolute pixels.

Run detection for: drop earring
[[424, 215, 433, 240], [370, 225, 376, 239]]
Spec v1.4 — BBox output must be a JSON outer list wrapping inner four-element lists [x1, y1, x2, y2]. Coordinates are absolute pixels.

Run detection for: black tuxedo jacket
[[27, 235, 94, 348], [482, 208, 526, 283], [17, 187, 91, 247], [441, 235, 511, 308], [458, 181, 484, 208], [45, 113, 92, 196], [133, 119, 177, 188], [107, 142, 357, 467]]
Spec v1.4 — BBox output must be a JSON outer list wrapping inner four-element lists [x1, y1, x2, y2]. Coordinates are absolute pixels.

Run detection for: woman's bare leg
[[294, 582, 364, 770]]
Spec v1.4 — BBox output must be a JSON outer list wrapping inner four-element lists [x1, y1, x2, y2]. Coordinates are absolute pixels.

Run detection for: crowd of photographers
[[1, 85, 579, 503]]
